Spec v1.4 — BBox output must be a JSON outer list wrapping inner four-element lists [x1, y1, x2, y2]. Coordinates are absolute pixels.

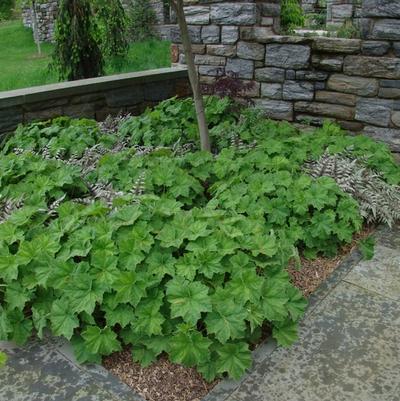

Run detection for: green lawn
[[0, 20, 171, 92]]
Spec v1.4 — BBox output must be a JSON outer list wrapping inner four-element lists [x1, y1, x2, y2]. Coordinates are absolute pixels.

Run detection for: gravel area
[[103, 226, 374, 401]]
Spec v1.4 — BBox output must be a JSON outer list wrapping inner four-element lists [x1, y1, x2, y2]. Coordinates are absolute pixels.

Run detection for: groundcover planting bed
[[0, 96, 399, 401]]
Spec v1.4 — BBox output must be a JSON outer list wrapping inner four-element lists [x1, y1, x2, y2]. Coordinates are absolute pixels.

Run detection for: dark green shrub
[[0, 0, 15, 21], [51, 0, 104, 80], [95, 0, 129, 67], [127, 0, 157, 42]]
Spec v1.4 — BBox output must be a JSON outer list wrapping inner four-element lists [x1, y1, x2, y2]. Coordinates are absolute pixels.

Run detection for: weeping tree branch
[[170, 0, 211, 152]]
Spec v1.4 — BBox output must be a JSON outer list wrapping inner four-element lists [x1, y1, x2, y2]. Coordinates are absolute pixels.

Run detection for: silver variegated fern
[[304, 152, 400, 227]]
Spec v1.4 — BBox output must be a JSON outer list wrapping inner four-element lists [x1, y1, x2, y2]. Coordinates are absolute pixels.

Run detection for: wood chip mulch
[[103, 225, 374, 401]]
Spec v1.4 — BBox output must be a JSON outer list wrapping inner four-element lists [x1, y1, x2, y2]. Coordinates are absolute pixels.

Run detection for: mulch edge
[[72, 238, 368, 401], [202, 245, 365, 401]]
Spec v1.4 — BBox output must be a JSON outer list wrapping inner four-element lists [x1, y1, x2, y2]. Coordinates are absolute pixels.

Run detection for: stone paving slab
[[0, 338, 143, 401], [345, 245, 400, 301], [227, 282, 400, 401]]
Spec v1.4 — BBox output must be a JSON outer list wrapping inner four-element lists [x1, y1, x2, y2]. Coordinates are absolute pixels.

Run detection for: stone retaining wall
[[171, 0, 400, 152], [0, 68, 190, 138]]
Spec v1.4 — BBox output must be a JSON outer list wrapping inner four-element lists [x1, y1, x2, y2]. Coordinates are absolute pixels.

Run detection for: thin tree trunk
[[171, 0, 211, 152], [32, 0, 42, 55]]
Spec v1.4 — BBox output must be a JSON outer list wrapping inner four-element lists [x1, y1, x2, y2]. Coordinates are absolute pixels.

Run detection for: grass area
[[0, 20, 171, 92]]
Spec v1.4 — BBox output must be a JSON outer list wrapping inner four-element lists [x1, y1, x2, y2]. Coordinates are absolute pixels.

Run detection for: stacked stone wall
[[172, 0, 400, 152], [22, 1, 58, 43], [326, 0, 362, 28], [21, 0, 168, 43]]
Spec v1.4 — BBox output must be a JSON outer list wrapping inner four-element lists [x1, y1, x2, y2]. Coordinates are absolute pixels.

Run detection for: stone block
[[180, 44, 206, 55], [369, 19, 400, 41], [265, 44, 310, 69], [225, 58, 254, 79], [261, 17, 274, 26], [207, 45, 236, 57], [344, 56, 400, 79], [327, 74, 379, 96], [315, 81, 326, 90], [296, 70, 329, 81], [312, 54, 343, 71], [283, 81, 314, 101], [210, 3, 257, 25], [362, 0, 400, 17], [380, 80, 400, 89], [240, 27, 275, 42], [296, 114, 326, 126], [261, 83, 282, 99], [295, 101, 355, 120], [254, 99, 293, 121], [194, 54, 226, 66], [312, 37, 361, 54], [378, 88, 400, 99], [106, 86, 145, 107], [315, 91, 357, 106], [255, 67, 285, 83], [260, 3, 281, 17], [239, 80, 260, 98], [171, 43, 179, 63], [363, 126, 400, 152], [355, 98, 393, 127], [237, 41, 265, 61], [170, 25, 201, 44], [361, 41, 391, 56], [286, 70, 296, 80], [201, 25, 220, 44], [331, 4, 354, 20], [198, 65, 224, 76], [337, 120, 365, 132], [144, 81, 175, 102], [0, 107, 23, 133], [69, 93, 104, 105], [199, 75, 217, 85], [221, 26, 239, 44], [394, 43, 400, 58], [392, 111, 400, 128], [63, 103, 95, 119], [184, 6, 210, 25], [25, 107, 63, 122]]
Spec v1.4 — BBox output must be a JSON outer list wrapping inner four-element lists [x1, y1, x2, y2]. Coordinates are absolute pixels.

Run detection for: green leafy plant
[[359, 236, 375, 260], [0, 351, 7, 367], [0, 97, 399, 382], [336, 19, 360, 39], [281, 0, 305, 33]]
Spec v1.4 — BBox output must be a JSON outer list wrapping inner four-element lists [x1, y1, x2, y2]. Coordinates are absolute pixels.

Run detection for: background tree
[[170, 0, 210, 152], [0, 0, 15, 21], [51, 0, 104, 81], [95, 0, 128, 67], [127, 0, 157, 42]]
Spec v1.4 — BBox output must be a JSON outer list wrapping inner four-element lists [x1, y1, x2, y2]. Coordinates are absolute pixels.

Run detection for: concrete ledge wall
[[172, 0, 400, 152], [0, 67, 190, 138]]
